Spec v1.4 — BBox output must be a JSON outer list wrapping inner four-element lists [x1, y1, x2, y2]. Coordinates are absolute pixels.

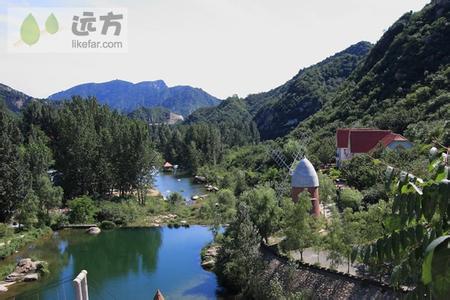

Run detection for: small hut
[[163, 162, 173, 172]]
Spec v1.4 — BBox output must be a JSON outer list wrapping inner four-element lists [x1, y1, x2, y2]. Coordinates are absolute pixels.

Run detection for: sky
[[0, 0, 430, 99]]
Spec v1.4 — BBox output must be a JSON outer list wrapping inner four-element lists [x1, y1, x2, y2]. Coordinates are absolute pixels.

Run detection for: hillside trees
[[23, 98, 159, 199], [148, 122, 227, 173], [240, 186, 281, 242], [0, 111, 28, 222]]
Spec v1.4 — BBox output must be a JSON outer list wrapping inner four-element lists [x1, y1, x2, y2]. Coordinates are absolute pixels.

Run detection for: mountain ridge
[[48, 79, 221, 116], [0, 83, 35, 113]]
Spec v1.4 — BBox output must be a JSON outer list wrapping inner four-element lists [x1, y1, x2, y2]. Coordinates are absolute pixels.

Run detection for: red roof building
[[336, 128, 412, 167]]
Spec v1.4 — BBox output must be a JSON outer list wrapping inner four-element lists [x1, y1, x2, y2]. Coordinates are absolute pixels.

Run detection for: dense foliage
[[23, 98, 160, 198], [1, 97, 160, 230]]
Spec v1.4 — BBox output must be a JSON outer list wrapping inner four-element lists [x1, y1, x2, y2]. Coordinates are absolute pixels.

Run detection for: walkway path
[[290, 248, 359, 275]]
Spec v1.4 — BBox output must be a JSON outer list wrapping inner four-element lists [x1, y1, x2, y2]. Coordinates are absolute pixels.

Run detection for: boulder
[[0, 285, 8, 292], [24, 273, 39, 281], [86, 227, 101, 235], [5, 258, 45, 283]]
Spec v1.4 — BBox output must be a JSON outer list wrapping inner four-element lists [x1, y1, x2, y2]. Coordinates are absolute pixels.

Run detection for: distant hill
[[48, 80, 221, 116], [186, 42, 372, 140], [0, 83, 34, 113], [292, 0, 450, 146], [129, 107, 184, 125]]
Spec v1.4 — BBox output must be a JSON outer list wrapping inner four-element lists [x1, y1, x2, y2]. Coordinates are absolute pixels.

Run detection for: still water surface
[[3, 226, 220, 300], [154, 172, 206, 201]]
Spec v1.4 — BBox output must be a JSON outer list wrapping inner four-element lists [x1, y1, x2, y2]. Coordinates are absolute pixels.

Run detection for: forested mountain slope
[[184, 97, 260, 145], [186, 42, 372, 140], [0, 83, 34, 113], [49, 79, 221, 116], [293, 0, 450, 145], [251, 41, 372, 139], [129, 107, 184, 125]]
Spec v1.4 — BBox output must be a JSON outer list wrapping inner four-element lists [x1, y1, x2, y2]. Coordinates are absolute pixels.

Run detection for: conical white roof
[[291, 157, 319, 188]]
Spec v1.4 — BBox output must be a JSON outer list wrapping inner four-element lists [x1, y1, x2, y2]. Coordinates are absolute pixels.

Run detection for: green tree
[[340, 154, 383, 190], [0, 111, 27, 222], [35, 175, 63, 219], [318, 172, 336, 204], [326, 208, 360, 272], [215, 189, 237, 222], [215, 203, 263, 293], [240, 185, 281, 242], [68, 196, 97, 224], [281, 192, 315, 261], [337, 188, 363, 211], [16, 190, 39, 229]]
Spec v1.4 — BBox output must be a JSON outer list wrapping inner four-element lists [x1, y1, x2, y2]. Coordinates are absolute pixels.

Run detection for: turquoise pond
[[2, 226, 223, 300]]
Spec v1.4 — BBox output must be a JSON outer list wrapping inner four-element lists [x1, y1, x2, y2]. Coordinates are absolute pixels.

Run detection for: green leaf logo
[[45, 13, 59, 34], [20, 14, 40, 46]]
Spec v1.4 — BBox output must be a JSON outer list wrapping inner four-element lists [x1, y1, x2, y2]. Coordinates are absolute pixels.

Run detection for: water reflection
[[64, 228, 162, 288], [5, 226, 218, 300]]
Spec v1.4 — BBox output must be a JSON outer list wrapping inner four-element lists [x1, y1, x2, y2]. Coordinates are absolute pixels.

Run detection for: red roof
[[336, 128, 408, 153], [379, 133, 408, 147], [336, 129, 350, 148], [350, 129, 391, 153], [163, 162, 173, 168]]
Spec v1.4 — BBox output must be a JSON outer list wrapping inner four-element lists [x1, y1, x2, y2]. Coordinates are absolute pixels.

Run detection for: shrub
[[95, 201, 138, 226], [167, 192, 184, 206], [341, 154, 383, 190], [0, 223, 13, 238], [100, 220, 116, 230], [362, 184, 389, 206], [68, 196, 96, 224], [337, 188, 363, 211], [50, 213, 69, 230]]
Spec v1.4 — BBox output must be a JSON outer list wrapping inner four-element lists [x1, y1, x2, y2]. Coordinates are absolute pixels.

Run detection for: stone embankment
[[263, 245, 403, 299]]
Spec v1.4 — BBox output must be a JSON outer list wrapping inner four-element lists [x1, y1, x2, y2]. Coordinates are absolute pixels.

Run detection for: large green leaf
[[422, 235, 450, 285]]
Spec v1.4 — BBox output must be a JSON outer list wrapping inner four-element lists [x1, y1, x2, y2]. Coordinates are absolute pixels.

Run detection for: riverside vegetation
[[1, 0, 449, 299]]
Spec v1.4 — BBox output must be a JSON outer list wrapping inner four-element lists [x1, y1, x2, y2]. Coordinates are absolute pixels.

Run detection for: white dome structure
[[291, 157, 319, 188]]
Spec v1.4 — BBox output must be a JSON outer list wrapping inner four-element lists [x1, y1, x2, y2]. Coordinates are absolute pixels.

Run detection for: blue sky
[[0, 0, 430, 99]]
